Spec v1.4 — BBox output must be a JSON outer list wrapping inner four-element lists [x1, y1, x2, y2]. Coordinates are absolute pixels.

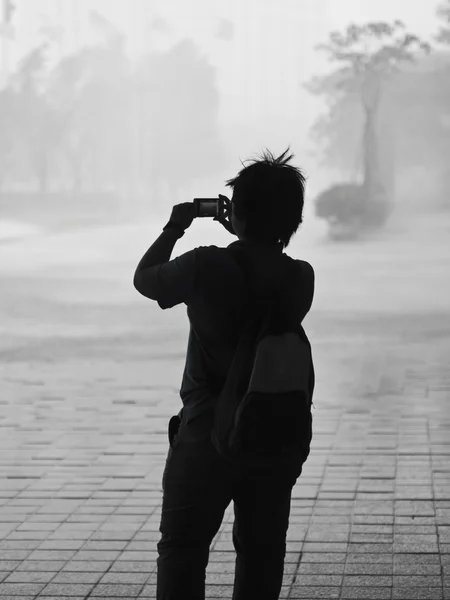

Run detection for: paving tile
[[50, 571, 103, 584], [0, 551, 32, 561], [89, 583, 145, 596], [38, 597, 87, 600], [344, 563, 393, 575], [392, 587, 443, 599], [36, 540, 85, 551], [0, 540, 42, 552], [293, 574, 343, 586], [70, 550, 122, 561], [289, 588, 340, 599], [98, 572, 149, 584], [297, 562, 346, 575], [393, 574, 443, 586], [0, 583, 47, 595], [340, 587, 392, 599], [3, 571, 57, 583], [37, 582, 95, 596], [300, 552, 347, 563], [0, 562, 21, 572], [0, 597, 37, 600], [347, 553, 393, 563], [394, 563, 441, 575], [343, 575, 393, 586], [108, 561, 155, 573], [61, 560, 113, 572], [15, 560, 67, 572]]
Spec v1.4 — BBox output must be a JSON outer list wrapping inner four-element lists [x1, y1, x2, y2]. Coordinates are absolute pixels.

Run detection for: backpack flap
[[247, 332, 311, 395]]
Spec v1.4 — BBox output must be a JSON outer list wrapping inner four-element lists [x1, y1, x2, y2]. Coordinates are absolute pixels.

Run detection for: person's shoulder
[[293, 258, 314, 275], [194, 244, 221, 253], [193, 245, 231, 267], [193, 244, 224, 259], [301, 260, 314, 273], [288, 258, 314, 285], [294, 258, 314, 273], [195, 244, 236, 256]]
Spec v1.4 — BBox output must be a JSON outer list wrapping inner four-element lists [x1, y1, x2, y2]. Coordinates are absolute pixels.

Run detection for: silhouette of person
[[133, 147, 314, 600]]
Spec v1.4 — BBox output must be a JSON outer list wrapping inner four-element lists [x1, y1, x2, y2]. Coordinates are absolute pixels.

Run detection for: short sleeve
[[155, 249, 196, 309]]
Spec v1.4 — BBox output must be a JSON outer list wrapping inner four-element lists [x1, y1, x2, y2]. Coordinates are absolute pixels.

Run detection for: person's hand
[[168, 202, 196, 231], [214, 194, 236, 236]]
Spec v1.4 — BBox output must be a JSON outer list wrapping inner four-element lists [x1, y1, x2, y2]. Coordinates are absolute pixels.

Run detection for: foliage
[[0, 89, 17, 188], [0, 16, 225, 197], [315, 182, 393, 234], [308, 21, 430, 101], [306, 21, 431, 236], [9, 44, 64, 191], [315, 183, 366, 224], [135, 39, 226, 194], [306, 21, 431, 151], [437, 0, 450, 45]]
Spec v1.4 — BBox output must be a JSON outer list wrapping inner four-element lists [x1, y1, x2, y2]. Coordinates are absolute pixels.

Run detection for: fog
[[0, 2, 450, 596], [1, 0, 447, 311]]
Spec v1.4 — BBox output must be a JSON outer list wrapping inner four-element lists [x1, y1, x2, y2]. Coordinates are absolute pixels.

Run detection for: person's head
[[225, 146, 306, 250]]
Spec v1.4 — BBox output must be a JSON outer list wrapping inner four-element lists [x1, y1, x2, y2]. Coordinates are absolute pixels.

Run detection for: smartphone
[[193, 197, 225, 219]]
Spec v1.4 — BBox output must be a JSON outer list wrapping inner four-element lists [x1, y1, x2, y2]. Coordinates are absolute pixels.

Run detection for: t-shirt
[[146, 239, 314, 423]]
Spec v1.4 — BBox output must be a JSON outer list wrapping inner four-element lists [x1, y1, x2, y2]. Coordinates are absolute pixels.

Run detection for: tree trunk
[[362, 105, 392, 229], [361, 73, 385, 202], [362, 106, 380, 198], [37, 154, 48, 193], [71, 154, 83, 194]]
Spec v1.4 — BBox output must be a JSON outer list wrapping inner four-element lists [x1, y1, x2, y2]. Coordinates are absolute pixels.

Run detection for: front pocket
[[168, 415, 182, 448]]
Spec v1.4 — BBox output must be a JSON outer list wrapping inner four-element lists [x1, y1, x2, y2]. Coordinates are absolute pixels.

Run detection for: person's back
[[178, 239, 314, 426]]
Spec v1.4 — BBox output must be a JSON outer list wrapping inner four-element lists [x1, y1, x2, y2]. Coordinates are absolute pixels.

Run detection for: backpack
[[210, 245, 315, 470]]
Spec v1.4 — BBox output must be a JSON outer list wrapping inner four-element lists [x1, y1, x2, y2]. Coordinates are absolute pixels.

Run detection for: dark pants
[[156, 408, 311, 600]]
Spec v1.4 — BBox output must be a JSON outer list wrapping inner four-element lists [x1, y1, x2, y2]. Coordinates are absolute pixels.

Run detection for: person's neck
[[238, 237, 282, 251]]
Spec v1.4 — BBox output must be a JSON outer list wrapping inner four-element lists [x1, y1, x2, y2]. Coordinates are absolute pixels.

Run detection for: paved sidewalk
[[1, 309, 450, 600]]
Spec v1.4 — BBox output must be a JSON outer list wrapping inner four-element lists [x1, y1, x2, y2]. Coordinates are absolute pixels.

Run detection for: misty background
[[0, 0, 449, 390]]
